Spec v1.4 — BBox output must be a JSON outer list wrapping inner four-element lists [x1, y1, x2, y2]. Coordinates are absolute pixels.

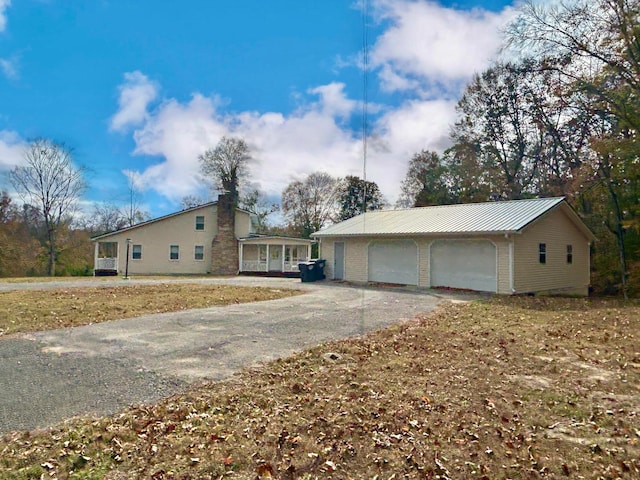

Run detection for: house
[[312, 197, 595, 296], [92, 196, 314, 276]]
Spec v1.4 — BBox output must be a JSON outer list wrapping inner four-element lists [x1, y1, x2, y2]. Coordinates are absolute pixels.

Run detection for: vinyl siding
[[346, 238, 369, 282], [495, 238, 511, 295], [323, 234, 511, 293], [321, 237, 368, 282], [416, 239, 430, 287], [513, 207, 590, 295], [97, 206, 251, 275]]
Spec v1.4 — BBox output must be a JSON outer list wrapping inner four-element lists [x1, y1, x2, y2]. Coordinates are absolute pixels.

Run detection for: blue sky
[[0, 0, 516, 219]]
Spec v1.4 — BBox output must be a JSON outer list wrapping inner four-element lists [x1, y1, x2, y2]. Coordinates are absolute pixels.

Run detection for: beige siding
[[97, 206, 250, 275], [416, 239, 431, 287], [346, 238, 371, 283], [320, 237, 368, 282], [495, 238, 512, 295], [513, 207, 590, 295], [235, 212, 251, 238], [322, 235, 512, 293], [319, 239, 334, 278]]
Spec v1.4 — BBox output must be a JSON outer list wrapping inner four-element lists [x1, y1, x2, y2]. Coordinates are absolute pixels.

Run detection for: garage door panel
[[368, 240, 418, 285], [430, 240, 496, 292]]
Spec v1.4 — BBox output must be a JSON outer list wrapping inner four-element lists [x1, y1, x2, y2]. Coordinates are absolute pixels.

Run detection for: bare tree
[[282, 172, 340, 237], [88, 203, 128, 235], [199, 136, 251, 206], [122, 170, 149, 227], [180, 195, 211, 210], [10, 139, 86, 276], [240, 188, 279, 233]]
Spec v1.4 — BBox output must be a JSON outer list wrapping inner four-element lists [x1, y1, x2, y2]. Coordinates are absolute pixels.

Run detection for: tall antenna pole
[[362, 0, 369, 213]]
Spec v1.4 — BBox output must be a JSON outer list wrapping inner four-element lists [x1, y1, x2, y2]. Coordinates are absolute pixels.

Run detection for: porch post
[[281, 244, 285, 272], [93, 242, 99, 275], [307, 243, 311, 261], [266, 244, 270, 272], [238, 242, 243, 273]]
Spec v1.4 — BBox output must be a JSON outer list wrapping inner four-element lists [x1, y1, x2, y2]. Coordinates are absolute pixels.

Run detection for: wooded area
[[1, 0, 638, 296]]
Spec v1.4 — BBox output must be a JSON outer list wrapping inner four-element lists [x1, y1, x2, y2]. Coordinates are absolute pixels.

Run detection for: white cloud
[[371, 0, 515, 94], [125, 84, 362, 201], [116, 1, 514, 206], [118, 80, 455, 204], [0, 0, 10, 32], [109, 71, 159, 132], [0, 129, 26, 170], [0, 57, 18, 79]]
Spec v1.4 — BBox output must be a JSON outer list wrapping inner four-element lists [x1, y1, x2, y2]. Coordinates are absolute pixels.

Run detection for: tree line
[[1, 0, 638, 296]]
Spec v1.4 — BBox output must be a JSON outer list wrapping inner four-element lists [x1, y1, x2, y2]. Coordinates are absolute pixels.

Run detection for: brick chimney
[[210, 194, 239, 275]]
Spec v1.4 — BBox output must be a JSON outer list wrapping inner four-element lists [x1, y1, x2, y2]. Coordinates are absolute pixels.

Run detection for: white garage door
[[368, 240, 418, 285], [430, 239, 497, 292]]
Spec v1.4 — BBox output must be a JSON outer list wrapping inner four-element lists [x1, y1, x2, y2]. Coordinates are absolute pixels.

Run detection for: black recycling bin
[[298, 259, 326, 282], [314, 259, 326, 280]]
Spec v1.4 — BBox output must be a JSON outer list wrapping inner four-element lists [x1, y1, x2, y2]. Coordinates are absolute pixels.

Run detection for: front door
[[334, 242, 345, 280], [269, 246, 283, 271]]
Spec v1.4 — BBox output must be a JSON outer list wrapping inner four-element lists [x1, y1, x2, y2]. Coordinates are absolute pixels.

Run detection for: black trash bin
[[298, 260, 326, 282], [314, 259, 326, 280], [298, 261, 315, 282]]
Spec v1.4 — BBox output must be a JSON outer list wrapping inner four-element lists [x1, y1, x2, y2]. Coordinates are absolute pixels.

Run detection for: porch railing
[[96, 257, 117, 270], [241, 260, 304, 272]]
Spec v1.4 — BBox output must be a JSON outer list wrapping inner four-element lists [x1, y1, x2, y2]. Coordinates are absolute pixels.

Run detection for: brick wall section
[[210, 194, 239, 275]]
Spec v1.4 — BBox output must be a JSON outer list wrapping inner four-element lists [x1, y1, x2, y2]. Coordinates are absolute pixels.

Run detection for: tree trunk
[[47, 227, 56, 277], [606, 181, 628, 300]]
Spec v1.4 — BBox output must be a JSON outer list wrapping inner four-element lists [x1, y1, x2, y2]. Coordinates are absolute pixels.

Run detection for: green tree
[[0, 192, 46, 277], [338, 176, 384, 220], [397, 151, 452, 208]]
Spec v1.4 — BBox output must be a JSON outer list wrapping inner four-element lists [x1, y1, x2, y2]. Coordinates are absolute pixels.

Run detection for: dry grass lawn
[[0, 283, 302, 336], [0, 297, 639, 479]]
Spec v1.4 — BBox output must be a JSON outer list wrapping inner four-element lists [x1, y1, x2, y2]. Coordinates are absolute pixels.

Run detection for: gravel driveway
[[0, 277, 462, 434]]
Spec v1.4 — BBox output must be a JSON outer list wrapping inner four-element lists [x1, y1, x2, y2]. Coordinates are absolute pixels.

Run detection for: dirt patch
[[0, 284, 302, 336], [0, 296, 638, 479]]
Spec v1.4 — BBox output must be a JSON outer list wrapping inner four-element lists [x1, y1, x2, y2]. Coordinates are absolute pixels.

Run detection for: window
[[566, 245, 573, 264], [132, 244, 142, 260], [286, 246, 301, 263], [259, 245, 267, 262], [195, 215, 205, 231], [194, 245, 204, 261], [539, 243, 546, 264], [170, 245, 179, 260]]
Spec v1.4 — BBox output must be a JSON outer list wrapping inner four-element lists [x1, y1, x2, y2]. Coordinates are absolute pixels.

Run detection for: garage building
[[312, 197, 594, 296]]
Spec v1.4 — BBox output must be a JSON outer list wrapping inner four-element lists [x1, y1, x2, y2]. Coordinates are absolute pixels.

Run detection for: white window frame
[[170, 245, 180, 261], [194, 245, 204, 261], [195, 215, 205, 231], [131, 244, 142, 260]]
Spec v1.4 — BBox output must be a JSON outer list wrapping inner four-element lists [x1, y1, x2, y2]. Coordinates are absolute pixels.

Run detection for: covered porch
[[93, 241, 120, 276], [239, 236, 315, 275]]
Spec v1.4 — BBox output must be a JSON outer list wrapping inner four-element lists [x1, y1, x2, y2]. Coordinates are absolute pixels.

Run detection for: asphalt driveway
[[0, 278, 460, 434]]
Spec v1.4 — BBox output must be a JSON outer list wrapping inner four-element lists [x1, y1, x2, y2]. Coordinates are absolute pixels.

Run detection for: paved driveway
[[0, 278, 460, 434]]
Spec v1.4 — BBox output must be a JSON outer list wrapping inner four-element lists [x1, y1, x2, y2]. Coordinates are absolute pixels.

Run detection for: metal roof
[[239, 235, 315, 244], [313, 197, 575, 237]]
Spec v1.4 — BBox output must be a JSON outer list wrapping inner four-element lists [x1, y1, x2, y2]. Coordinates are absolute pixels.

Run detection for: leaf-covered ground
[[0, 284, 301, 336], [1, 297, 638, 479]]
